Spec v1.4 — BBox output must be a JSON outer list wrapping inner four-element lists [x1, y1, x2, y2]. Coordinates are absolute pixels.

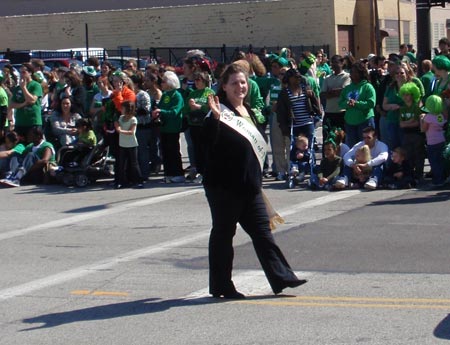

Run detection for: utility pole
[[416, 0, 432, 62], [374, 0, 381, 55]]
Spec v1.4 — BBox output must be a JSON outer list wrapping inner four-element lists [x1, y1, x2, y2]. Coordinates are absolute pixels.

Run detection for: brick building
[[0, 0, 448, 59]]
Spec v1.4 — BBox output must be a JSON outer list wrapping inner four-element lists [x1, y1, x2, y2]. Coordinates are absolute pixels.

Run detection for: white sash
[[211, 104, 267, 170], [207, 104, 284, 230]]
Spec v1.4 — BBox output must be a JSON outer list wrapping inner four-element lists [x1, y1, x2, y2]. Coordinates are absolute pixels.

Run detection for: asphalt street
[[1, 172, 450, 344]]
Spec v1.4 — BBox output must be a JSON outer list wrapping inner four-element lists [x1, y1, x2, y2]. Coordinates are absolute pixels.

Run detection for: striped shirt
[[288, 88, 313, 128]]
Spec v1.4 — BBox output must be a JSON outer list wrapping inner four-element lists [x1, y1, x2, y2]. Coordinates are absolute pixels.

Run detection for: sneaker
[[364, 176, 378, 190], [333, 176, 348, 189], [0, 178, 20, 187], [186, 168, 198, 181], [290, 165, 299, 174], [170, 175, 186, 183], [3, 171, 13, 180], [193, 174, 203, 184]]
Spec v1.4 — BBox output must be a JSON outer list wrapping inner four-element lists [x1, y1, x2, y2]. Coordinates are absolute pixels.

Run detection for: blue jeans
[[385, 122, 402, 151], [136, 127, 152, 179], [427, 142, 445, 185], [292, 123, 315, 148], [309, 173, 337, 189], [345, 118, 375, 148]]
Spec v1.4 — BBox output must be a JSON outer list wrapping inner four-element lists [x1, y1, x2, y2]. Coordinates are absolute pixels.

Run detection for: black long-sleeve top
[[202, 101, 263, 195]]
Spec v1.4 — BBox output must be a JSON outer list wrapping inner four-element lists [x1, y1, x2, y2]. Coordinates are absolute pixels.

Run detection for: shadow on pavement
[[21, 294, 279, 331], [434, 313, 450, 339], [370, 191, 450, 206], [21, 297, 213, 331]]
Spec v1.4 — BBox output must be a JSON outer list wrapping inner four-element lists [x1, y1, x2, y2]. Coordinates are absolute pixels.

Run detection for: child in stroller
[[56, 118, 97, 170], [287, 134, 315, 188], [53, 119, 114, 186]]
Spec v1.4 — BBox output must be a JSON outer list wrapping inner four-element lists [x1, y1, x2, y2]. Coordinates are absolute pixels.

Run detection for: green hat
[[300, 53, 316, 69], [112, 70, 126, 80], [33, 71, 45, 83], [432, 55, 450, 71], [424, 95, 443, 115], [82, 65, 97, 77]]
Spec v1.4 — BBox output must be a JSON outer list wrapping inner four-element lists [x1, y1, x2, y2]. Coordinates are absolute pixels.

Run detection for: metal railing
[[1, 44, 330, 67]]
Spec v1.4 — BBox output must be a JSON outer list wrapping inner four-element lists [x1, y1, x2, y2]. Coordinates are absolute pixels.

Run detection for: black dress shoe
[[273, 279, 308, 294], [212, 291, 246, 299]]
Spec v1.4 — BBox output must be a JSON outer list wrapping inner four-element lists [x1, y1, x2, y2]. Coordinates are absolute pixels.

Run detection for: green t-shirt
[[399, 103, 422, 133], [78, 130, 97, 146], [12, 80, 43, 127], [0, 87, 8, 107], [384, 85, 403, 124], [24, 140, 56, 163], [183, 87, 215, 126]]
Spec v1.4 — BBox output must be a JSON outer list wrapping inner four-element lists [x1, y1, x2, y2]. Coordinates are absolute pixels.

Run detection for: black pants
[[205, 186, 298, 294], [117, 146, 142, 185], [160, 132, 183, 177], [189, 126, 206, 175]]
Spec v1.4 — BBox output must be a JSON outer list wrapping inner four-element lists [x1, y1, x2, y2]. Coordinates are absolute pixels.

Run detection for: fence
[[1, 44, 330, 68]]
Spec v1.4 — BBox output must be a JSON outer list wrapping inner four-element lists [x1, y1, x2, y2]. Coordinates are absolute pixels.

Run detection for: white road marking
[[0, 190, 361, 301], [184, 270, 314, 299], [0, 189, 202, 241]]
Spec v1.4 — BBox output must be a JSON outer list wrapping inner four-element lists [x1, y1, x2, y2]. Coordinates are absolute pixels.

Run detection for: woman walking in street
[[204, 64, 307, 299]]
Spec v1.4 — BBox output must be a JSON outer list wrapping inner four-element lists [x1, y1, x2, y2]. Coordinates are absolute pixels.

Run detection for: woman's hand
[[207, 94, 221, 120]]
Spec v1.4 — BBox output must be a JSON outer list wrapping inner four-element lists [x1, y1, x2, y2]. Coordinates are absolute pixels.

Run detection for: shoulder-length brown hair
[[216, 63, 250, 104]]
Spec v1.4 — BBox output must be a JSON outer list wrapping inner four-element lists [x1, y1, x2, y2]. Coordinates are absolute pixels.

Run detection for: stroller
[[286, 132, 316, 189], [54, 139, 115, 187]]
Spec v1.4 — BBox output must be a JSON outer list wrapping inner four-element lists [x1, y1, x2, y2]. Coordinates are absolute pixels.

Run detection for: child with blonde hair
[[289, 135, 310, 182], [351, 144, 372, 187]]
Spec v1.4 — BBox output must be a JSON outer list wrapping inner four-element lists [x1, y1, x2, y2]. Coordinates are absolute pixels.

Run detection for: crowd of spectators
[[1, 40, 450, 190]]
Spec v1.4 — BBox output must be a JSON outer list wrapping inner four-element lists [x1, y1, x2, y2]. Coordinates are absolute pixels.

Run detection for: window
[[384, 19, 400, 53]]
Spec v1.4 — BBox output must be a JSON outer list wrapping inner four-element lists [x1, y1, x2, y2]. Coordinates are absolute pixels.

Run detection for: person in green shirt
[[338, 61, 376, 148], [152, 71, 185, 183], [0, 131, 26, 176], [420, 60, 434, 102], [0, 127, 55, 187], [9, 63, 43, 140]]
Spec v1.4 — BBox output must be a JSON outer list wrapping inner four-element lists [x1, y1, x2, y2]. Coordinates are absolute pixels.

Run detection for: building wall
[[431, 7, 450, 51], [0, 0, 335, 53], [1, 0, 441, 61]]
